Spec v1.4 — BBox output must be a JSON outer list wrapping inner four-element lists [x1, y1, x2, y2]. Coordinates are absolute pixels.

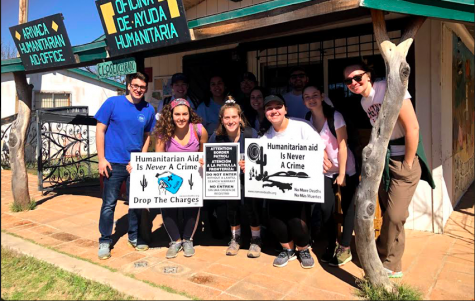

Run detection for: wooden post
[[354, 9, 425, 291], [10, 72, 34, 208]]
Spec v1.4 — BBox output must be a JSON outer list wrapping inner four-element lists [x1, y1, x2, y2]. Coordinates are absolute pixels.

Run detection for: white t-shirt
[[261, 117, 322, 144], [310, 112, 356, 177], [360, 80, 411, 156], [284, 92, 334, 119]]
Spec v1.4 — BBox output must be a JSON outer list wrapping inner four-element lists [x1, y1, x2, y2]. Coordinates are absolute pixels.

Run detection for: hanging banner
[[244, 139, 324, 203], [203, 143, 240, 200], [97, 57, 136, 78], [129, 152, 203, 208], [9, 14, 75, 71], [96, 0, 191, 57]]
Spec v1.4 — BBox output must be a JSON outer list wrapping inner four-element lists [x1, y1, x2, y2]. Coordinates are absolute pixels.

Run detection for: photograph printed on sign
[[129, 152, 203, 208], [203, 143, 240, 200], [244, 139, 324, 203]]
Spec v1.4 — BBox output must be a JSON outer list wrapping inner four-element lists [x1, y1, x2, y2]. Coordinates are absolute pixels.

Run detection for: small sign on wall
[[97, 57, 136, 78]]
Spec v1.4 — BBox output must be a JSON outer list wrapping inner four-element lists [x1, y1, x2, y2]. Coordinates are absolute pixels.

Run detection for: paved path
[[1, 233, 189, 300], [1, 170, 474, 300]]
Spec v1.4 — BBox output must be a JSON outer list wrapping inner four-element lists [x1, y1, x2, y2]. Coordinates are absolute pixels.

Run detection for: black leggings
[[161, 208, 200, 241], [316, 174, 358, 247], [268, 200, 311, 248], [227, 197, 260, 228]]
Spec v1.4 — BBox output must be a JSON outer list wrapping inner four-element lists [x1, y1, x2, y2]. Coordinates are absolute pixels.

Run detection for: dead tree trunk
[[10, 72, 34, 208], [354, 10, 425, 290]]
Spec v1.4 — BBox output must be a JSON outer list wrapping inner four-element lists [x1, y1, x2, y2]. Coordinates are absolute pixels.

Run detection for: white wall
[[411, 20, 474, 233], [1, 73, 16, 118]]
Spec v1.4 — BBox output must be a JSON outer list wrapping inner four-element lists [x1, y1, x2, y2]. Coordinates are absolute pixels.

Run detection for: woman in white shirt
[[303, 85, 358, 267], [258, 94, 325, 269]]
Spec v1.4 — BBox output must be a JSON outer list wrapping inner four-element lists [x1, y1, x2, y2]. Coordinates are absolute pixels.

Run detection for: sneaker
[[329, 246, 352, 267], [182, 240, 195, 257], [273, 249, 297, 268], [226, 235, 241, 256], [384, 267, 403, 278], [98, 243, 111, 260], [298, 248, 315, 269], [166, 241, 183, 259], [248, 237, 262, 258], [321, 242, 338, 263], [128, 238, 149, 251]]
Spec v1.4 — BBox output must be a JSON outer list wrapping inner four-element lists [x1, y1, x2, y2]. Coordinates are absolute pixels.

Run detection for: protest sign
[[244, 139, 324, 203], [96, 0, 191, 57], [203, 143, 240, 200], [129, 152, 202, 208], [9, 14, 75, 71]]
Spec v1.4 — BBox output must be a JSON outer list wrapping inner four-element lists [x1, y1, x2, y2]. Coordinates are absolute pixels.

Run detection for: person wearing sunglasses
[[94, 72, 156, 260], [283, 67, 334, 119], [343, 63, 434, 278]]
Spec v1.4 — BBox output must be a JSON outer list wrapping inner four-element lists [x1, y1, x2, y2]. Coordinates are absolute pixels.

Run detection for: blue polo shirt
[[95, 95, 156, 164]]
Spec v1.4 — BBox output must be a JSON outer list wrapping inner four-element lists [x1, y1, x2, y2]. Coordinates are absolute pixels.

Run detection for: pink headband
[[170, 98, 190, 109]]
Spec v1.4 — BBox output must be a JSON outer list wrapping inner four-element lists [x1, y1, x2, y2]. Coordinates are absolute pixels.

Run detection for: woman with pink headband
[[154, 98, 209, 259]]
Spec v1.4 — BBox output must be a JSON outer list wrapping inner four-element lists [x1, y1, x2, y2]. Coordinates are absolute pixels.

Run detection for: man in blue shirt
[[94, 72, 156, 260]]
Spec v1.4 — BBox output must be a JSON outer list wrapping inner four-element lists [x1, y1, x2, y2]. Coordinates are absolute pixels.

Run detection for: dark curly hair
[[153, 104, 202, 143]]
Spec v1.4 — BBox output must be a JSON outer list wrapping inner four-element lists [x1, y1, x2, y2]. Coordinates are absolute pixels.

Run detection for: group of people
[[95, 63, 433, 278]]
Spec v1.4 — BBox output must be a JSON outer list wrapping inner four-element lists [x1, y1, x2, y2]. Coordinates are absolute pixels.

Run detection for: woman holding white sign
[[303, 85, 359, 267], [258, 94, 326, 269], [208, 98, 263, 258], [154, 98, 208, 259]]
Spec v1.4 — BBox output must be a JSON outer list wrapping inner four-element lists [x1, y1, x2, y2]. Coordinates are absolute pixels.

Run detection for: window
[[34, 92, 71, 109]]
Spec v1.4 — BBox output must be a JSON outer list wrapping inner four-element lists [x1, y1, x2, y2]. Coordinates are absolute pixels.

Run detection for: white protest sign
[[129, 152, 203, 208], [244, 139, 324, 203], [203, 143, 240, 200]]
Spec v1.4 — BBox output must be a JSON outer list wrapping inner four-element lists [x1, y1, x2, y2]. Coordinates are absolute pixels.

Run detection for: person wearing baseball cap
[[156, 73, 199, 120], [258, 94, 332, 270]]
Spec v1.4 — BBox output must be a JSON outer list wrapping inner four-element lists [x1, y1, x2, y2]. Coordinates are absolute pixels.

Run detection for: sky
[[1, 0, 105, 49]]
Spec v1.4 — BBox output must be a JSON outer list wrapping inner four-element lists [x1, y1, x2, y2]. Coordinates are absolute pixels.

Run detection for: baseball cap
[[171, 73, 188, 85], [240, 71, 257, 83], [264, 94, 286, 107]]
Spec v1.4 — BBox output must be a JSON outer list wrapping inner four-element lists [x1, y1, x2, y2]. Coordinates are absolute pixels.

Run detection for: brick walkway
[[1, 170, 474, 300]]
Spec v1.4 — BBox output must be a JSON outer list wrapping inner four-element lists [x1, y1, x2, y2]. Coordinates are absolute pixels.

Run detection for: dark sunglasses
[[343, 72, 367, 85]]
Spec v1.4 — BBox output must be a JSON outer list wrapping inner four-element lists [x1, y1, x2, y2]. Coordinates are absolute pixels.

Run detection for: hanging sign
[[244, 139, 324, 203], [9, 14, 75, 71], [203, 143, 241, 200], [129, 152, 203, 208], [96, 0, 191, 57], [97, 57, 136, 78]]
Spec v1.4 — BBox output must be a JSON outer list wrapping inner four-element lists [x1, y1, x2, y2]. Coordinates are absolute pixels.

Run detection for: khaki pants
[[377, 155, 421, 272]]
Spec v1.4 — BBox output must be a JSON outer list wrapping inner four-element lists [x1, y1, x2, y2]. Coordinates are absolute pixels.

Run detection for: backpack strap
[[305, 111, 312, 121], [327, 112, 337, 139], [192, 123, 201, 142], [243, 127, 254, 139]]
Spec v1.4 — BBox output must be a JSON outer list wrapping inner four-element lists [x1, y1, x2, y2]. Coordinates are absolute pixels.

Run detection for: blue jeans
[[99, 163, 141, 244]]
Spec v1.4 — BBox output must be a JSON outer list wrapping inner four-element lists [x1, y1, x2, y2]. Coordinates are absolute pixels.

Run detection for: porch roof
[[2, 0, 473, 75]]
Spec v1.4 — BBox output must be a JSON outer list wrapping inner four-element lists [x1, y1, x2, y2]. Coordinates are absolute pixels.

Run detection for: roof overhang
[[2, 0, 474, 75], [360, 0, 474, 23]]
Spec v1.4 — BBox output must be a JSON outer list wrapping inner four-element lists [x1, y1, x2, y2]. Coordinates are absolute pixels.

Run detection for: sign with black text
[[9, 14, 75, 71], [96, 0, 191, 57], [97, 57, 136, 78], [244, 139, 324, 203], [204, 143, 240, 200], [129, 152, 203, 208]]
